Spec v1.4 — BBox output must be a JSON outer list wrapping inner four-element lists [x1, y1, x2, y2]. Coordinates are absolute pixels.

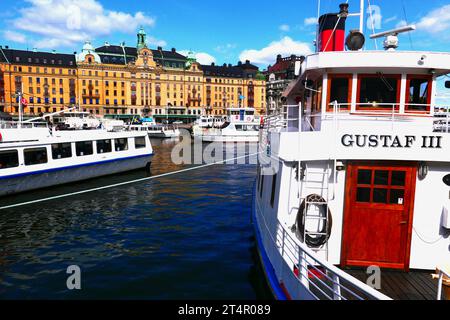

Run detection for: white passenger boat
[[195, 108, 260, 143], [129, 118, 180, 139], [254, 2, 450, 300], [0, 121, 153, 197]]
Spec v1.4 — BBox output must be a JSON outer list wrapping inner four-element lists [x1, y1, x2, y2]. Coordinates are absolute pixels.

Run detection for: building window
[[270, 173, 277, 207], [406, 75, 432, 113], [24, 148, 48, 166]]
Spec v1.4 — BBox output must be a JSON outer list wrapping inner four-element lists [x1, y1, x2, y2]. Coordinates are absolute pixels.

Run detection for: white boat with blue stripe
[[0, 121, 153, 197]]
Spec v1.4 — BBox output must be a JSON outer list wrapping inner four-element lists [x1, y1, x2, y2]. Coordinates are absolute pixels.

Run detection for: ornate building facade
[[266, 54, 304, 114], [0, 28, 266, 120]]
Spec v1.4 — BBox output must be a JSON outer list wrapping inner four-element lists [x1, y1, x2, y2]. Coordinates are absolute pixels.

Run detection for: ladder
[[299, 161, 332, 260]]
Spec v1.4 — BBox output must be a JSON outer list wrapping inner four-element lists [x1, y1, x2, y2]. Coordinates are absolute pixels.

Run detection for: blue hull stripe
[[0, 153, 153, 181], [252, 183, 288, 301]]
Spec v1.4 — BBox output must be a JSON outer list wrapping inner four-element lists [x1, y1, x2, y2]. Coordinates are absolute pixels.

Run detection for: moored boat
[[194, 107, 261, 143], [0, 120, 153, 197], [254, 1, 450, 300]]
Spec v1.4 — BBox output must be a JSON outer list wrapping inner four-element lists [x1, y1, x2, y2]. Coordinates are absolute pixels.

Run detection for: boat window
[[76, 141, 93, 156], [0, 150, 19, 169], [96, 140, 112, 154], [358, 74, 400, 110], [52, 143, 72, 160], [270, 174, 277, 208], [327, 74, 351, 110], [115, 138, 128, 152], [406, 76, 431, 113], [135, 137, 146, 149], [24, 147, 48, 166]]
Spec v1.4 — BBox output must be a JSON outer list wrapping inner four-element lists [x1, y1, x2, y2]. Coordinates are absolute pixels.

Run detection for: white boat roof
[[302, 50, 450, 76]]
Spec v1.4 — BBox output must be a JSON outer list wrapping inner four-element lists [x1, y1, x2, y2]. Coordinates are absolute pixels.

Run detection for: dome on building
[[77, 40, 101, 63]]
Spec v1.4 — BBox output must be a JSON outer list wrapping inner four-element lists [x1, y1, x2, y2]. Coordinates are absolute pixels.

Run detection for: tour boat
[[129, 118, 180, 139], [0, 121, 153, 197], [194, 108, 260, 143], [253, 2, 450, 300]]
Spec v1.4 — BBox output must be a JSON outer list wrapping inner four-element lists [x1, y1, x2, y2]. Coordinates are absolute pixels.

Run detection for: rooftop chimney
[[157, 46, 162, 51], [171, 48, 176, 53], [211, 62, 215, 66], [245, 60, 250, 64], [104, 41, 110, 46], [276, 54, 282, 62], [5, 46, 9, 49]]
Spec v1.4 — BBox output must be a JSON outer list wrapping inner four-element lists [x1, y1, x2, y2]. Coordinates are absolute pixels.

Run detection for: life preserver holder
[[260, 117, 265, 129], [295, 194, 332, 248]]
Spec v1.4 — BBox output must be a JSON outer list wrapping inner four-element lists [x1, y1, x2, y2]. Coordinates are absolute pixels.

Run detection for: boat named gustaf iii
[[254, 1, 450, 300]]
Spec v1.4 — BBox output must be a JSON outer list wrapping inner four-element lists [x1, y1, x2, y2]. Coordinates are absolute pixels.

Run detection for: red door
[[342, 162, 417, 271]]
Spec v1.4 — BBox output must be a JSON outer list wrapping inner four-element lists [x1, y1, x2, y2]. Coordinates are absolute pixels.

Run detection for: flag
[[21, 98, 28, 106]]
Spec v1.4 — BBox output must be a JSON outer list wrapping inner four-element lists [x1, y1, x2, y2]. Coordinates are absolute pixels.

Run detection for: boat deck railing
[[0, 121, 49, 129], [255, 196, 391, 300], [263, 103, 450, 133], [437, 268, 450, 300]]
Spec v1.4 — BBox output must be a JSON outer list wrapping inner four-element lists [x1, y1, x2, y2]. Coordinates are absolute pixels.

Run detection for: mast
[[359, 0, 365, 33]]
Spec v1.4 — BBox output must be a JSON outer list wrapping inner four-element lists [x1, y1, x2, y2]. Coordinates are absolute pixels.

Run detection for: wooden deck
[[345, 268, 439, 300]]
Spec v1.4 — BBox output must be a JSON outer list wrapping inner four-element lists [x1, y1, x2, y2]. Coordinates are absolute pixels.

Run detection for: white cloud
[[279, 24, 290, 32], [147, 36, 167, 48], [384, 16, 398, 24], [4, 31, 27, 43], [304, 17, 317, 26], [417, 4, 450, 34], [239, 36, 312, 66], [179, 50, 216, 65], [10, 0, 157, 49], [215, 43, 237, 53]]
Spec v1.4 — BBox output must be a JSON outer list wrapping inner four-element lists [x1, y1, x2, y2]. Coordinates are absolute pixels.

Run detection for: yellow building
[[0, 46, 77, 115], [0, 28, 266, 120]]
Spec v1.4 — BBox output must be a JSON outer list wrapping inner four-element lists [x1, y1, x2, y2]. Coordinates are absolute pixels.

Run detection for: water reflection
[[0, 138, 270, 299]]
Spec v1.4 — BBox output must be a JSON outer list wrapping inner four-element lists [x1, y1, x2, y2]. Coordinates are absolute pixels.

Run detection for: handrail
[[437, 269, 450, 300], [255, 197, 391, 300], [0, 121, 48, 129]]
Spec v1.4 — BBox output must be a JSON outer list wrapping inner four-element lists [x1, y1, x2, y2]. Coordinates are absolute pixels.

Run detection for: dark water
[[0, 139, 272, 300]]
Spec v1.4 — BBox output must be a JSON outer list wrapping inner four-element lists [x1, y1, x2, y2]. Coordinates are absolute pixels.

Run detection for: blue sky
[[1, 0, 450, 101]]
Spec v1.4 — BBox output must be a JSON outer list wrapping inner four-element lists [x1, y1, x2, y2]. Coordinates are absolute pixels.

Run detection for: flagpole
[[18, 82, 23, 128]]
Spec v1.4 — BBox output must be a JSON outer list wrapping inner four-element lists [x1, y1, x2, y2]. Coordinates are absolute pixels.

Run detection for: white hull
[[201, 134, 259, 143], [148, 130, 180, 139], [0, 155, 152, 197]]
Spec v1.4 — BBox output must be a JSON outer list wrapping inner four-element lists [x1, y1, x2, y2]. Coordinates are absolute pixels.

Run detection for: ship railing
[[437, 268, 450, 300], [263, 104, 300, 131], [0, 121, 49, 129], [255, 197, 391, 300], [297, 102, 450, 133]]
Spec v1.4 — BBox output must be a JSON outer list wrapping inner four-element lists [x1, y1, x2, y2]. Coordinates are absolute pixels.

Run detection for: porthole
[[444, 174, 450, 186]]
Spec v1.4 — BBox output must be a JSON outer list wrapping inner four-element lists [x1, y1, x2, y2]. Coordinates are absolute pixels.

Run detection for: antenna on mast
[[370, 25, 416, 51]]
